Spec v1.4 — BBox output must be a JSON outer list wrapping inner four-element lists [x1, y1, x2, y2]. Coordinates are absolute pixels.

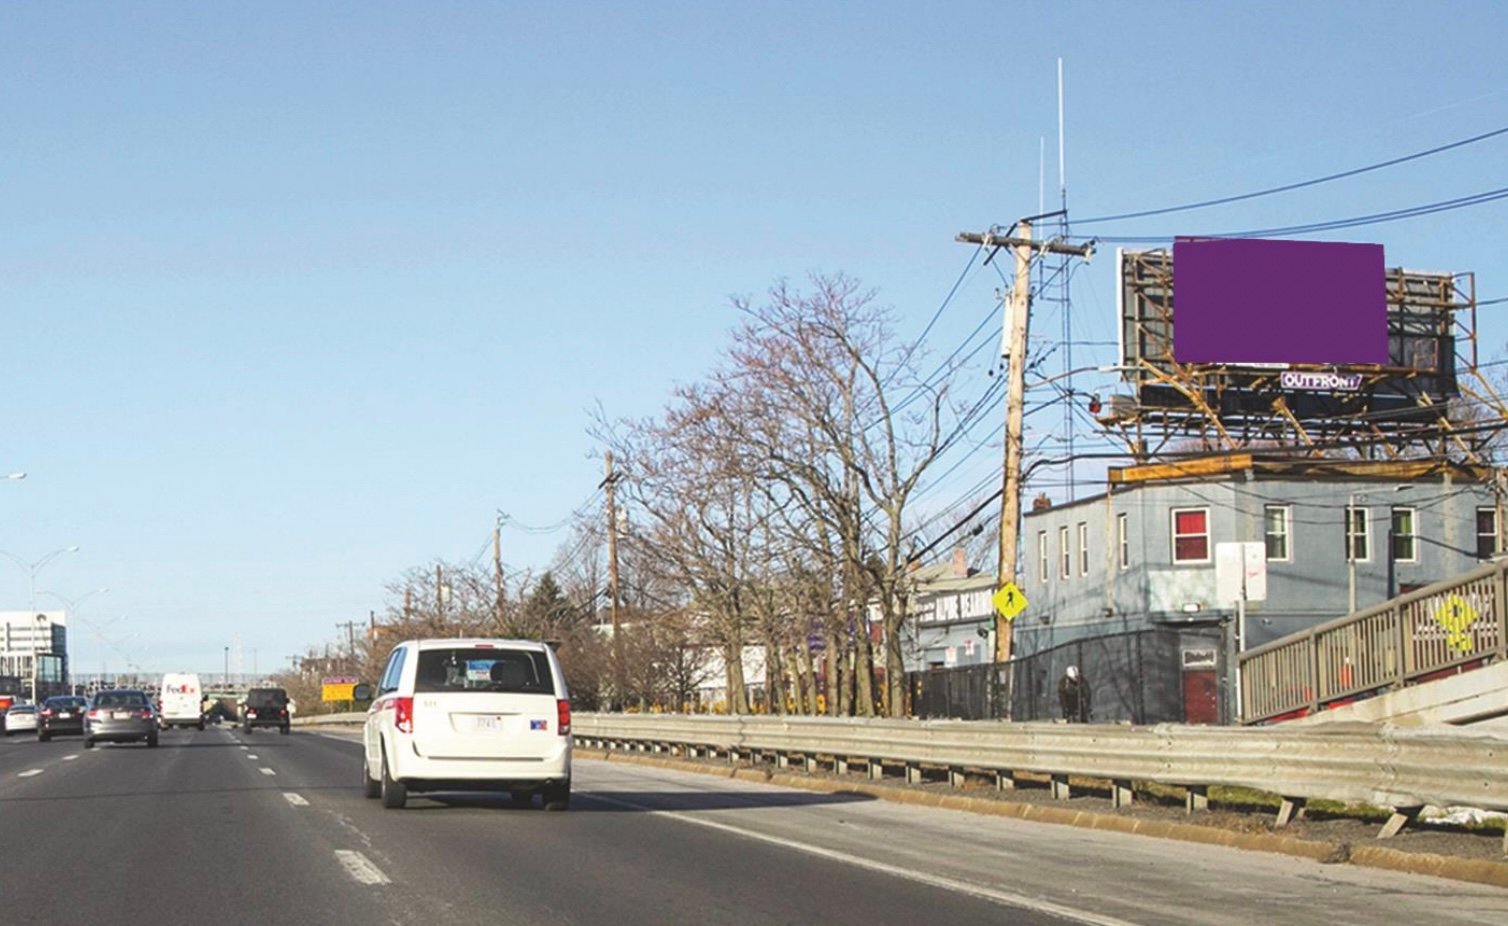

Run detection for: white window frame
[[1477, 507, 1499, 560], [1171, 507, 1211, 564], [1390, 507, 1417, 563], [1037, 530, 1048, 583], [1117, 513, 1129, 570], [1346, 505, 1371, 563], [1059, 525, 1071, 579], [1077, 522, 1089, 576], [1263, 504, 1291, 563]]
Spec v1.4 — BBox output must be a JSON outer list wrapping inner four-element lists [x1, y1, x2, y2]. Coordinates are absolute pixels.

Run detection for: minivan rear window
[[413, 648, 554, 695]]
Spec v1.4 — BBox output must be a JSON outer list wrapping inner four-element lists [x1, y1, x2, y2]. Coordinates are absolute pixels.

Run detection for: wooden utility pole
[[602, 452, 625, 708], [435, 564, 445, 623], [335, 620, 359, 671], [493, 519, 506, 633], [956, 219, 1094, 665]]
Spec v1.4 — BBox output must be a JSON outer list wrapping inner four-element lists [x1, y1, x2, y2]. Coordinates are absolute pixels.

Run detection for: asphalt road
[[0, 726, 1504, 926]]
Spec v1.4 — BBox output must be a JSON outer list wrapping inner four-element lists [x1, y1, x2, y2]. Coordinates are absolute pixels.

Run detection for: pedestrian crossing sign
[[992, 582, 1028, 621]]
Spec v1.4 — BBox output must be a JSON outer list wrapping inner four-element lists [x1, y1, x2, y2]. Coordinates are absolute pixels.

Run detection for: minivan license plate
[[473, 715, 504, 732]]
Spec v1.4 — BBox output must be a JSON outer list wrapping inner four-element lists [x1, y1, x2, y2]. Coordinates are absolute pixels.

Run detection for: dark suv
[[242, 688, 291, 735]]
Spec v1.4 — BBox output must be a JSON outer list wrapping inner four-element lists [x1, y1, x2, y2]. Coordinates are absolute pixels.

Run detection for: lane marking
[[62, 755, 78, 762], [239, 745, 249, 750], [259, 768, 276, 776], [247, 754, 259, 759], [18, 769, 43, 778], [584, 793, 1145, 926], [334, 850, 390, 885], [283, 793, 309, 807]]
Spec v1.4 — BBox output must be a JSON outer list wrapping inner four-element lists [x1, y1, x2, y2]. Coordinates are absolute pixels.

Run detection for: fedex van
[[159, 673, 205, 730]]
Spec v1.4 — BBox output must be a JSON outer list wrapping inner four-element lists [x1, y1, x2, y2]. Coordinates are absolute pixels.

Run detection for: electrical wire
[[1090, 184, 1508, 244], [1077, 125, 1508, 224]]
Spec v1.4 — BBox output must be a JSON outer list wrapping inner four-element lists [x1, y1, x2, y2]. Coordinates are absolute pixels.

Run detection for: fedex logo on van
[[166, 684, 194, 694]]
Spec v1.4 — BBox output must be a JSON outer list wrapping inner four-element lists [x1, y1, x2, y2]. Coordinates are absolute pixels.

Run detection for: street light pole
[[0, 545, 80, 701]]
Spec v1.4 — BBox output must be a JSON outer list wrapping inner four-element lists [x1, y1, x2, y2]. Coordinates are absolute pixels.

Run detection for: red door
[[1182, 670, 1219, 724]]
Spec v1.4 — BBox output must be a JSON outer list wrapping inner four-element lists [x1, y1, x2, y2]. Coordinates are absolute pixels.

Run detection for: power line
[[1091, 185, 1508, 244], [1077, 124, 1508, 225]]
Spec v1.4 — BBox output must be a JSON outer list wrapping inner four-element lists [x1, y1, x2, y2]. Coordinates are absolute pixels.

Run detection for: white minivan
[[361, 639, 572, 810], [159, 673, 205, 730]]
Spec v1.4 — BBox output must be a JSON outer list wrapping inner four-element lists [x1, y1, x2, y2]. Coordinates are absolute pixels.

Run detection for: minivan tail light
[[394, 697, 414, 734], [557, 699, 571, 736]]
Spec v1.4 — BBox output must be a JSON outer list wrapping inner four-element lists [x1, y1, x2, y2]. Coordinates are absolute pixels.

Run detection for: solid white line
[[18, 769, 43, 778], [334, 850, 390, 885], [583, 793, 1145, 926], [259, 768, 276, 776], [283, 793, 309, 807]]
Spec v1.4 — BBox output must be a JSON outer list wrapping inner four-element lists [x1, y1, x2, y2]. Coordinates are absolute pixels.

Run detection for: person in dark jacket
[[1058, 665, 1090, 722]]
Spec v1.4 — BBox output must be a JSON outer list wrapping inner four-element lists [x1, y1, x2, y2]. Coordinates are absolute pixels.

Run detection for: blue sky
[[4, 1, 1507, 675]]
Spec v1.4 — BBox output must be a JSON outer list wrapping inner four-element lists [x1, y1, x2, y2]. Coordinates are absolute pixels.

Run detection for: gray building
[[900, 549, 997, 673], [0, 610, 70, 700], [1013, 456, 1497, 721]]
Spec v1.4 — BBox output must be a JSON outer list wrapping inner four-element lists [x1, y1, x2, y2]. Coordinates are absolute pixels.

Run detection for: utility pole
[[336, 620, 359, 671], [493, 517, 506, 633], [602, 452, 624, 709], [435, 564, 445, 624], [957, 218, 1094, 666]]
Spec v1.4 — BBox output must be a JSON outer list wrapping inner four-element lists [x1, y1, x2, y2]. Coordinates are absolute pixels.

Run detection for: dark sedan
[[37, 696, 89, 741], [84, 689, 159, 748]]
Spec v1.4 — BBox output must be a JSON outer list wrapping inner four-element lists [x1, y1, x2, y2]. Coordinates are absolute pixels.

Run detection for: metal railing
[[572, 713, 1508, 829], [1240, 559, 1508, 724]]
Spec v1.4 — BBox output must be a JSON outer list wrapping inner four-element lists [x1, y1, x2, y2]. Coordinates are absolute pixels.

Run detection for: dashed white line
[[245, 753, 258, 759], [62, 755, 78, 762], [283, 793, 309, 807], [18, 769, 43, 778], [334, 850, 390, 885], [259, 768, 276, 776]]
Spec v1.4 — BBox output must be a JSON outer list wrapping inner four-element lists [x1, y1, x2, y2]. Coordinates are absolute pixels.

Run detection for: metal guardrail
[[1240, 559, 1508, 724], [573, 713, 1508, 842]]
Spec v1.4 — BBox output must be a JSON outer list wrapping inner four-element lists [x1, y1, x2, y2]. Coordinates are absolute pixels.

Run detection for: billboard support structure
[[1106, 248, 1491, 463]]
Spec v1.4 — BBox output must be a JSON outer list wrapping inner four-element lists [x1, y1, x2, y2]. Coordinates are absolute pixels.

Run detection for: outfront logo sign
[[1280, 371, 1364, 391]]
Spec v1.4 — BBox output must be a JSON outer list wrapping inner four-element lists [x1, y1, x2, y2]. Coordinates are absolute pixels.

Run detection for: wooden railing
[[1240, 559, 1508, 723]]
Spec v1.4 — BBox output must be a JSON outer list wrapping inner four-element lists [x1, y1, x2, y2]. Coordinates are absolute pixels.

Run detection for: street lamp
[[38, 587, 109, 695], [4, 472, 24, 481], [0, 545, 81, 614], [224, 646, 230, 687]]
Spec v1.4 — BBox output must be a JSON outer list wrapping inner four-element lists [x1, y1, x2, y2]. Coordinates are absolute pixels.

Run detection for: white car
[[5, 704, 38, 735], [361, 639, 572, 811]]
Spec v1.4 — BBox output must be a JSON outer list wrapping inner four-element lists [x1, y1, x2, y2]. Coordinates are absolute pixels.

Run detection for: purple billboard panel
[[1172, 238, 1387, 365]]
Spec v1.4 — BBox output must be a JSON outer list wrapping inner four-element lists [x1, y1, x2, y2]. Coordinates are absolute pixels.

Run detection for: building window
[[1117, 513, 1129, 570], [1077, 522, 1089, 576], [1390, 507, 1417, 563], [1263, 505, 1290, 562], [1171, 508, 1210, 563], [1059, 526, 1070, 578], [1346, 505, 1370, 562], [1038, 530, 1048, 583], [1478, 508, 1499, 559]]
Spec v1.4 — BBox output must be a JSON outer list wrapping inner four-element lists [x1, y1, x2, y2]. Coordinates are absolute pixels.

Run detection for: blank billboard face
[[1172, 238, 1387, 365]]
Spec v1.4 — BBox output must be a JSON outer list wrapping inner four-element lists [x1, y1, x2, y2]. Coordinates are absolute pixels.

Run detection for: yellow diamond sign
[[992, 582, 1028, 622], [1431, 594, 1478, 654]]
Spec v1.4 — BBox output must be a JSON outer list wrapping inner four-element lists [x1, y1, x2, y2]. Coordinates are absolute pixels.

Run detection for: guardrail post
[[1378, 806, 1423, 839], [1185, 785, 1209, 814], [905, 763, 922, 784], [1275, 797, 1306, 828], [868, 759, 885, 781], [1050, 773, 1071, 800], [949, 767, 967, 788], [1111, 780, 1134, 808], [836, 756, 849, 775], [995, 770, 1017, 791]]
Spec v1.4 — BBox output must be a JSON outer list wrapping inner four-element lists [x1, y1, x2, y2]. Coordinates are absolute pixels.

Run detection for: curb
[[578, 748, 1508, 890]]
